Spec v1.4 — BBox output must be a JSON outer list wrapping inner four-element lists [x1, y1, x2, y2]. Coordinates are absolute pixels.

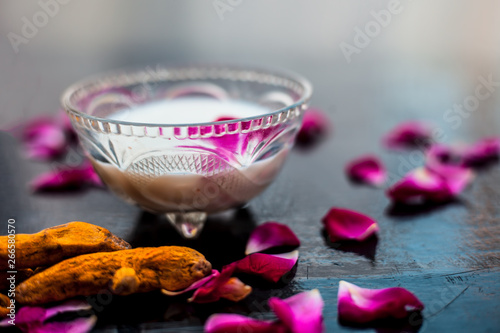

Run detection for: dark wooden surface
[[1, 45, 500, 332], [1, 98, 499, 333]]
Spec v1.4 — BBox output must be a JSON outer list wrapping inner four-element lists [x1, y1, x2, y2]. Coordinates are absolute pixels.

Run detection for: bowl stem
[[166, 212, 207, 239]]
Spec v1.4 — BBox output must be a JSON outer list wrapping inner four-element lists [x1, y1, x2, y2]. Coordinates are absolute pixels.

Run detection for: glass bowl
[[61, 65, 312, 238]]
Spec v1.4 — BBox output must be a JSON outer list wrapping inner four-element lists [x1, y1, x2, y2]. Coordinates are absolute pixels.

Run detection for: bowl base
[[166, 212, 207, 239]]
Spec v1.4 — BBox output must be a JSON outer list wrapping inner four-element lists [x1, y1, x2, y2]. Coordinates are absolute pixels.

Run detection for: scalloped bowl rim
[[61, 64, 313, 130]]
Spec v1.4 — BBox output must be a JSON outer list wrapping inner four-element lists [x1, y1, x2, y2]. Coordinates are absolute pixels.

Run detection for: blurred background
[[1, 0, 499, 139]]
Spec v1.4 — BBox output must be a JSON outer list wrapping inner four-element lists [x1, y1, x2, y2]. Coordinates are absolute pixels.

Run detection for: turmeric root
[[0, 293, 10, 317], [16, 246, 212, 305], [0, 222, 131, 270]]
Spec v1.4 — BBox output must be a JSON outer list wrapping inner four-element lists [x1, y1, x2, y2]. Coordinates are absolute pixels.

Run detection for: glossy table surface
[[1, 58, 499, 333]]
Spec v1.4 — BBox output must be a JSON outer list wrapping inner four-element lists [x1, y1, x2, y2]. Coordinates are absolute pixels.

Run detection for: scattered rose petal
[[245, 222, 301, 255], [433, 166, 474, 195], [383, 121, 433, 150], [322, 208, 379, 243], [387, 167, 473, 204], [463, 137, 500, 166], [31, 161, 103, 192], [296, 108, 331, 146], [0, 299, 96, 333], [427, 138, 499, 172], [205, 314, 284, 333], [337, 281, 424, 323], [204, 290, 324, 333], [426, 144, 464, 174], [162, 270, 220, 296], [162, 268, 252, 303], [215, 277, 253, 302], [189, 266, 251, 303], [269, 289, 324, 333], [231, 250, 299, 283], [345, 155, 387, 186], [21, 117, 67, 161], [29, 316, 97, 333]]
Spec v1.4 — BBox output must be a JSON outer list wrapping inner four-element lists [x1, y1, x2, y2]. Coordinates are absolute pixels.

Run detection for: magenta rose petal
[[463, 137, 500, 166], [269, 289, 325, 333], [245, 222, 301, 255], [215, 277, 253, 302], [426, 144, 464, 173], [387, 168, 450, 203], [22, 117, 67, 161], [387, 167, 472, 204], [163, 268, 251, 303], [296, 108, 331, 146], [232, 251, 299, 283], [433, 166, 474, 195], [0, 300, 96, 333], [205, 314, 284, 333], [187, 265, 251, 303], [188, 267, 232, 303], [31, 161, 102, 192], [162, 269, 219, 296], [383, 121, 433, 150], [322, 208, 379, 243], [211, 116, 241, 154], [345, 155, 387, 186], [30, 316, 97, 333], [337, 281, 424, 324]]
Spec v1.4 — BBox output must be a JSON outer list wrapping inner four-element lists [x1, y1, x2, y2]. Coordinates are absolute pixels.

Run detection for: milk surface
[[109, 97, 270, 124]]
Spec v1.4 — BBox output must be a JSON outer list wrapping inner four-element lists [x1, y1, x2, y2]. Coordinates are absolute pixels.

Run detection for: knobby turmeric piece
[[16, 246, 212, 305], [0, 293, 10, 317], [0, 222, 131, 270]]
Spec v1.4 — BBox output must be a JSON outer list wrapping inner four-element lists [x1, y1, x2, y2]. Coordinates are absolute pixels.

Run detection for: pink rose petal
[[31, 161, 103, 191], [187, 268, 232, 303], [387, 167, 473, 204], [245, 222, 300, 255], [345, 155, 387, 186], [211, 116, 241, 158], [463, 137, 500, 166], [427, 138, 499, 172], [296, 108, 331, 146], [0, 300, 96, 333], [232, 251, 299, 283], [188, 266, 251, 303], [161, 269, 219, 296], [383, 121, 433, 150], [164, 267, 251, 303], [322, 208, 379, 243], [205, 314, 285, 333], [215, 277, 253, 302], [30, 316, 97, 333], [433, 166, 474, 195], [426, 144, 464, 174], [204, 290, 324, 333], [337, 281, 424, 323], [269, 289, 324, 333], [206, 116, 280, 164], [22, 117, 67, 161]]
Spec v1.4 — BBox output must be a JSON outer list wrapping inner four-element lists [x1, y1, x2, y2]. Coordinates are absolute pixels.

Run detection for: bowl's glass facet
[[62, 65, 312, 238]]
